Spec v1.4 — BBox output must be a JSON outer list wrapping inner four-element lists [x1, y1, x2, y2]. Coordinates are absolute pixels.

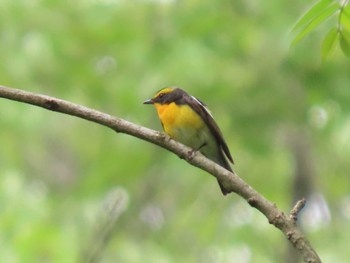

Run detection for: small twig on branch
[[0, 85, 322, 263], [290, 198, 307, 221]]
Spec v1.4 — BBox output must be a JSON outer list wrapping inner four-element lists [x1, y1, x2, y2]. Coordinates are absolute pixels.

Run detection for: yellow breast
[[153, 102, 206, 146]]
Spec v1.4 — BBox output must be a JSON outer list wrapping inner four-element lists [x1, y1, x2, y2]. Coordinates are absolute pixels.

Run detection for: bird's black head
[[143, 87, 186, 105]]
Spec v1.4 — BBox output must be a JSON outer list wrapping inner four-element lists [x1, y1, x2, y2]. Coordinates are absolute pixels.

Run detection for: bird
[[143, 87, 234, 195]]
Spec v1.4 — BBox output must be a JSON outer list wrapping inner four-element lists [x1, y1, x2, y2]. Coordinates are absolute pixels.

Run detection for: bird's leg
[[197, 142, 207, 151], [187, 142, 207, 158]]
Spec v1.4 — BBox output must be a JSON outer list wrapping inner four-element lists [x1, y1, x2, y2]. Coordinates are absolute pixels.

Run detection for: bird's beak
[[143, 99, 154, 105]]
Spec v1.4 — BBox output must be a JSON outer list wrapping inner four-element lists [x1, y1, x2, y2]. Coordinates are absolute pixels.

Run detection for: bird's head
[[143, 87, 184, 105]]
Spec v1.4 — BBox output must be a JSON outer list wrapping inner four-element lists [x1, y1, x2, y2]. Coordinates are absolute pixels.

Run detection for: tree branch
[[0, 85, 322, 263]]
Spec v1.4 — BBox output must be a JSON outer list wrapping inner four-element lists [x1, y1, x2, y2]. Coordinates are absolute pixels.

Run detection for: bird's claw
[[187, 148, 197, 159]]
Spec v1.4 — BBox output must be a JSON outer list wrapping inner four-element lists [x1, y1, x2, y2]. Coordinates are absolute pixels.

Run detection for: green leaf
[[340, 5, 350, 31], [342, 29, 350, 42], [343, 2, 350, 16], [321, 27, 339, 60], [291, 2, 340, 46], [291, 0, 334, 33], [340, 30, 350, 57]]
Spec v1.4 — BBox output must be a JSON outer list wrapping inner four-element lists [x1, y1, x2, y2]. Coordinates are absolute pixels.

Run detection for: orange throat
[[154, 103, 176, 124]]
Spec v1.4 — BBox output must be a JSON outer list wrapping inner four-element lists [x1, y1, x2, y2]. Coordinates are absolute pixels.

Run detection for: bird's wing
[[184, 95, 234, 164]]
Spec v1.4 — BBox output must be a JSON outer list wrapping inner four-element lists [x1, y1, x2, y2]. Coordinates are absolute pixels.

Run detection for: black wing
[[183, 94, 234, 164]]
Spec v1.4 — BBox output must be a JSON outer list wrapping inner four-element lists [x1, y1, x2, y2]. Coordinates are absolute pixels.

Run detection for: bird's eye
[[158, 93, 164, 98]]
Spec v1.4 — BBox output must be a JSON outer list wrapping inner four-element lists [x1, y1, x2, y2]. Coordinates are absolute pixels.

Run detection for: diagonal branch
[[0, 85, 321, 263]]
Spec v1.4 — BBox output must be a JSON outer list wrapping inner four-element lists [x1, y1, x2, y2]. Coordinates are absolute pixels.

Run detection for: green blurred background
[[1, 0, 349, 262]]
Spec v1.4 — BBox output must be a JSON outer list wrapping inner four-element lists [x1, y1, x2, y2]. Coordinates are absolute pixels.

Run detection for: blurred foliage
[[292, 0, 350, 60], [1, 0, 350, 262]]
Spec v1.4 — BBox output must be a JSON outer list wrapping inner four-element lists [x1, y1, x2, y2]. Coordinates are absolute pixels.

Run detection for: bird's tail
[[216, 151, 233, 196]]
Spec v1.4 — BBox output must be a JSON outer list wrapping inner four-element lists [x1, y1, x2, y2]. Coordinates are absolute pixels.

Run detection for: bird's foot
[[187, 143, 206, 159], [187, 148, 197, 159]]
